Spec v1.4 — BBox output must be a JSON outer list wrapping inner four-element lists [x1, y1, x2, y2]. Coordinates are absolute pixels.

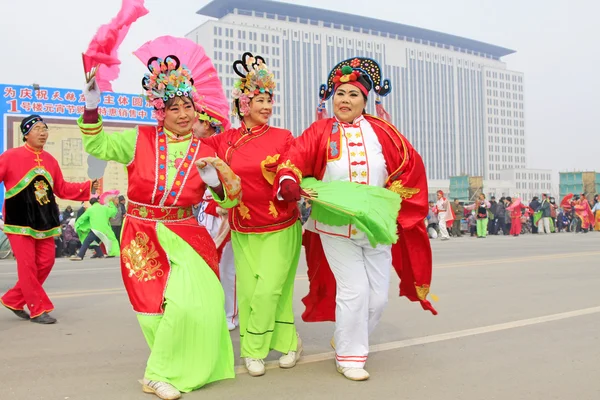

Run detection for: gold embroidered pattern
[[33, 180, 50, 205], [268, 201, 279, 218], [122, 232, 164, 282], [138, 206, 149, 218], [388, 180, 420, 200], [415, 284, 430, 301], [260, 154, 281, 185], [197, 157, 242, 200], [276, 160, 303, 183], [238, 201, 251, 220]]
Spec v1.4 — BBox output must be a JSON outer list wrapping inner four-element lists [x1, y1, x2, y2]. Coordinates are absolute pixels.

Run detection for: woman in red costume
[[574, 194, 594, 232], [274, 57, 436, 381], [78, 37, 241, 400], [507, 197, 527, 236], [201, 52, 303, 378]]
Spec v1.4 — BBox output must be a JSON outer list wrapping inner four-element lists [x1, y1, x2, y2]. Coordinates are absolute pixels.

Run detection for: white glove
[[84, 78, 101, 110], [196, 161, 220, 188]]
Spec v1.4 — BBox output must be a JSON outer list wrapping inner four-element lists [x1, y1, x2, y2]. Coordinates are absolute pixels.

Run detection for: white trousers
[[438, 212, 449, 239], [320, 234, 392, 368], [538, 217, 551, 234], [220, 241, 238, 329]]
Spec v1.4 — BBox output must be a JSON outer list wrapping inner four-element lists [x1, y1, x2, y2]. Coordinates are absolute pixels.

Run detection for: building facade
[[500, 168, 555, 202], [187, 0, 525, 181]]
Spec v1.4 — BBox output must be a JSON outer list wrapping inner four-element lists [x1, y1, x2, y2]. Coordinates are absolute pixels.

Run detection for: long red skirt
[[510, 218, 522, 235]]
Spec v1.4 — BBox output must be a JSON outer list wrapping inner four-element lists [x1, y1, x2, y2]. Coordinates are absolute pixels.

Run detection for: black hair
[[237, 93, 273, 121], [90, 197, 99, 205], [165, 95, 194, 109]]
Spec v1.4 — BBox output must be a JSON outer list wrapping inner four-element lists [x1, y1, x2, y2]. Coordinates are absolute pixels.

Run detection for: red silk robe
[[276, 115, 436, 321], [201, 122, 300, 234]]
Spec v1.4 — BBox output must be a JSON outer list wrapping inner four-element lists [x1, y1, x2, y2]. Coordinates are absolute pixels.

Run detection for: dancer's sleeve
[[77, 112, 137, 165]]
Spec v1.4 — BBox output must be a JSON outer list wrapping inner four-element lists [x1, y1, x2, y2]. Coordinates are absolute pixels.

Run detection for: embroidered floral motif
[[415, 284, 430, 301], [122, 232, 164, 282], [388, 180, 420, 200], [238, 201, 251, 220], [268, 201, 279, 218], [33, 180, 50, 205], [260, 154, 280, 185]]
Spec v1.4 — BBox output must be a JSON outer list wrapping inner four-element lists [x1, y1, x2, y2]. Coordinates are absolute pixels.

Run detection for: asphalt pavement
[[1, 231, 599, 400]]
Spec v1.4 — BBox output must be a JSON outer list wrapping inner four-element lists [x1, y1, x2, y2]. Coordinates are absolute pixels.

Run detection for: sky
[[1, 0, 598, 175]]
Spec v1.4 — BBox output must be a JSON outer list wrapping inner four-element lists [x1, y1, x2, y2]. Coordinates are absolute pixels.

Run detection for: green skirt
[[137, 223, 234, 392]]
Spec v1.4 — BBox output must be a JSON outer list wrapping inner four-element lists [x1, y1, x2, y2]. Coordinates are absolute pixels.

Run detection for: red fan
[[82, 0, 149, 91], [133, 36, 231, 130], [506, 198, 522, 211], [560, 193, 574, 211]]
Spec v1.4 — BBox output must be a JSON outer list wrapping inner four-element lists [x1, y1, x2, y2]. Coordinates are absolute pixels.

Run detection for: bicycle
[[0, 232, 13, 259]]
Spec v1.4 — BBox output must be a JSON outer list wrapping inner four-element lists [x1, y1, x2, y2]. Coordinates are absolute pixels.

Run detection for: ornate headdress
[[134, 36, 231, 130], [231, 52, 276, 117], [317, 57, 392, 121], [141, 55, 200, 122]]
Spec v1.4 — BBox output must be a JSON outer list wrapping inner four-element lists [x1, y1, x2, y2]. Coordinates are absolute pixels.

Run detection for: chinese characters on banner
[[0, 84, 156, 208]]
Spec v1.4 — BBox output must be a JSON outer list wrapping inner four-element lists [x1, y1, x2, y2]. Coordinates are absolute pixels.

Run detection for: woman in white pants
[[274, 57, 436, 381]]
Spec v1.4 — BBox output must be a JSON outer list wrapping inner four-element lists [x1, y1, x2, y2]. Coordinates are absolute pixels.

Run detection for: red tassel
[[316, 101, 328, 121], [376, 98, 391, 122]]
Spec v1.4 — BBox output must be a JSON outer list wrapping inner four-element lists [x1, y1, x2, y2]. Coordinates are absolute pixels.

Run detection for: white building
[[483, 68, 526, 181], [187, 0, 525, 181], [500, 168, 555, 202]]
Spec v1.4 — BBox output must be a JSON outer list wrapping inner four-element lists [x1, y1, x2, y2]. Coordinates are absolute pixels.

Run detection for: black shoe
[[30, 312, 57, 324], [4, 305, 30, 320]]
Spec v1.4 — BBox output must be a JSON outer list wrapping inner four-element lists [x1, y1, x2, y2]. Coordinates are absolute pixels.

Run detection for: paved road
[[1, 232, 599, 400]]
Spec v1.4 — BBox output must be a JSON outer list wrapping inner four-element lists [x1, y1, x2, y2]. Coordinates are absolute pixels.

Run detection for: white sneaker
[[227, 321, 237, 331], [279, 336, 303, 368], [140, 379, 181, 400], [244, 358, 266, 377], [336, 362, 370, 381]]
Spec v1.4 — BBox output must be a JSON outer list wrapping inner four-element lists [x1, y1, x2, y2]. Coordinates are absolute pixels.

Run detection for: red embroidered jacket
[[202, 122, 300, 234]]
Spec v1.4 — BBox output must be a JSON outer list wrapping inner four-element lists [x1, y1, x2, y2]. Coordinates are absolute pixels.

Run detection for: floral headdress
[[317, 57, 392, 121], [231, 52, 276, 117], [141, 55, 202, 123]]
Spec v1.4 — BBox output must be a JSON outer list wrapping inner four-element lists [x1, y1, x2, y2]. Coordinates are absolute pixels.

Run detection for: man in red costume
[[0, 115, 96, 324], [276, 58, 435, 381]]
